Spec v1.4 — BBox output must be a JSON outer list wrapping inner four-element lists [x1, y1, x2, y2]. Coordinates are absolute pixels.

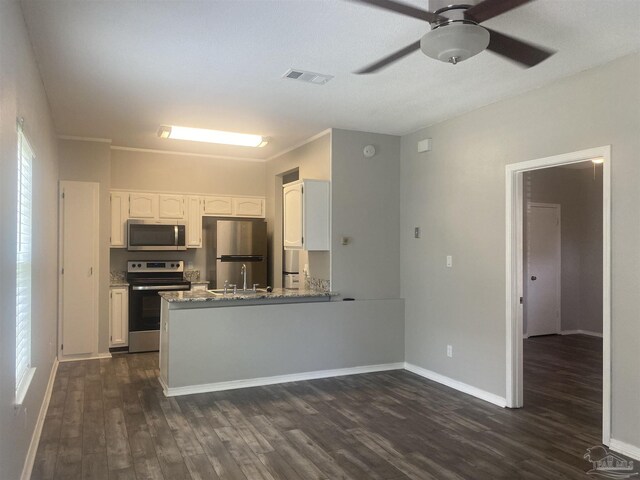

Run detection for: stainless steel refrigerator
[[204, 219, 268, 289]]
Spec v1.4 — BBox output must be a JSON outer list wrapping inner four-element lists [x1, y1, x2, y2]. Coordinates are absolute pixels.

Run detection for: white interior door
[[525, 203, 561, 337], [60, 181, 99, 356]]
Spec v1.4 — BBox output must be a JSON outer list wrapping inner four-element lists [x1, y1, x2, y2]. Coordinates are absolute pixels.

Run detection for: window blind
[[16, 121, 34, 401]]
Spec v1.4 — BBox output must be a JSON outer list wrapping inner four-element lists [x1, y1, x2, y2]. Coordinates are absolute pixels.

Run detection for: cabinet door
[[129, 193, 158, 218], [233, 197, 265, 218], [110, 191, 128, 247], [202, 196, 233, 216], [159, 194, 185, 219], [187, 196, 203, 247], [283, 183, 303, 249], [109, 287, 129, 347]]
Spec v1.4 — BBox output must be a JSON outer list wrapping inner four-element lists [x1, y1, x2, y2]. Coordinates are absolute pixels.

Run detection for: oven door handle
[[132, 285, 189, 291]]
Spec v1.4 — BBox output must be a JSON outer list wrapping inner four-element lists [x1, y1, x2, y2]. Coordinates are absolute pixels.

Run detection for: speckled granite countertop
[[189, 280, 210, 285], [160, 288, 336, 304], [110, 282, 129, 287]]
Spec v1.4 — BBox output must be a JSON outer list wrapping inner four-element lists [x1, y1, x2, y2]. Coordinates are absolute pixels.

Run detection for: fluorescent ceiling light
[[591, 158, 604, 164], [158, 125, 268, 147]]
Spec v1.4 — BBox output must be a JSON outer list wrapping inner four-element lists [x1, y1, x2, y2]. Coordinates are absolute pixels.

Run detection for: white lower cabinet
[[110, 287, 129, 347]]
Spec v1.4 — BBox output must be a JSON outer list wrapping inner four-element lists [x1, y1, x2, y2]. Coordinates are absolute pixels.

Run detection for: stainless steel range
[[127, 260, 190, 353]]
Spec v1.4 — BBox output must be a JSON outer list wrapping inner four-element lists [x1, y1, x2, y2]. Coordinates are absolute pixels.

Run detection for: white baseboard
[[162, 362, 405, 397], [561, 329, 603, 338], [21, 358, 59, 480], [609, 438, 640, 461], [404, 362, 507, 408], [58, 352, 112, 363]]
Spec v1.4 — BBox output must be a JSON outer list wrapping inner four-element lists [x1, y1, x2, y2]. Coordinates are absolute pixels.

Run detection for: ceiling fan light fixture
[[157, 125, 268, 147], [420, 23, 490, 64]]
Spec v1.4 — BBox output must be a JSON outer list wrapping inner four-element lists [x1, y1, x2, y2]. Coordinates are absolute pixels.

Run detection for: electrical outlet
[[447, 345, 453, 358], [414, 227, 420, 239], [446, 255, 453, 268]]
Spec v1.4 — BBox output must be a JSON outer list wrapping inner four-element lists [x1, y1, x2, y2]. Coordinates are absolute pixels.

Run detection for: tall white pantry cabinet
[[283, 179, 330, 251]]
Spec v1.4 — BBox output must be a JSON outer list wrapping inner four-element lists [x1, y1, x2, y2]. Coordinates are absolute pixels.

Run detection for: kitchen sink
[[207, 288, 268, 296]]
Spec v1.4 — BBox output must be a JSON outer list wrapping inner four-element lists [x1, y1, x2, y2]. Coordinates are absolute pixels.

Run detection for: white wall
[[59, 139, 112, 353], [0, 2, 59, 478], [111, 148, 266, 195], [331, 129, 401, 300], [401, 53, 640, 449]]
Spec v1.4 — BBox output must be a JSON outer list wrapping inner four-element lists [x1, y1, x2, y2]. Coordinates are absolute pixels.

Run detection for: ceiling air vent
[[283, 69, 333, 85]]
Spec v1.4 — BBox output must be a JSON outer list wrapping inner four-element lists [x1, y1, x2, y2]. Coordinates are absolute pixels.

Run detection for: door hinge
[[61, 192, 65, 199], [61, 267, 64, 275], [301, 186, 304, 194], [301, 236, 304, 244], [520, 296, 523, 304], [61, 344, 63, 351]]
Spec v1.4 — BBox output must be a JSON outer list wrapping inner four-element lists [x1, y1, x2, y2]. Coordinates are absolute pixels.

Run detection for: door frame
[[505, 146, 611, 445], [525, 202, 562, 337], [58, 180, 100, 360]]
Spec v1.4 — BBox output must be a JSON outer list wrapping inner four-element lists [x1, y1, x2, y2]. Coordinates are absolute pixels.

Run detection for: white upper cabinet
[[110, 191, 128, 247], [110, 190, 266, 248], [186, 196, 203, 247], [203, 195, 233, 216], [233, 197, 265, 218], [283, 183, 303, 249], [283, 180, 330, 251], [129, 192, 158, 219], [159, 194, 185, 219]]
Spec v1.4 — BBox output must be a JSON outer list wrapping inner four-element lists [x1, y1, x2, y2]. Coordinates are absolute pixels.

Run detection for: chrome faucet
[[241, 264, 247, 291]]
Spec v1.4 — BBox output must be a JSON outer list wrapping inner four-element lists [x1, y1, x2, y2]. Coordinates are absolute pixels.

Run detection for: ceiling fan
[[349, 0, 555, 73]]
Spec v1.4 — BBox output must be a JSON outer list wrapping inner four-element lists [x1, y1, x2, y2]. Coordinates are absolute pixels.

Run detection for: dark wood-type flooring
[[31, 334, 606, 479]]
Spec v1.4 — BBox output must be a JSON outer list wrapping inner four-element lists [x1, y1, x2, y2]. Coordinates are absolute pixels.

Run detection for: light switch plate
[[414, 227, 420, 238], [446, 255, 453, 267]]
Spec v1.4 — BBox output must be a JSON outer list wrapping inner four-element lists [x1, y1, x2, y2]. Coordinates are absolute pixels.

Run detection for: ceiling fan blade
[[355, 40, 421, 74], [347, 0, 445, 24], [485, 28, 555, 67], [465, 0, 533, 23]]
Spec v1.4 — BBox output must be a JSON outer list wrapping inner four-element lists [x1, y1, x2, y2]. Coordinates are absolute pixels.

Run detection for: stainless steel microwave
[[127, 220, 187, 251]]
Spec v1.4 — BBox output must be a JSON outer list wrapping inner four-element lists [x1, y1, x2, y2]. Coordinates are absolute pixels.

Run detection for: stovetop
[[126, 260, 189, 285]]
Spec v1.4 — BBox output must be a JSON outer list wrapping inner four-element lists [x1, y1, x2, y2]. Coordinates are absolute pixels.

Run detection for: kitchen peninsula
[[158, 289, 405, 397]]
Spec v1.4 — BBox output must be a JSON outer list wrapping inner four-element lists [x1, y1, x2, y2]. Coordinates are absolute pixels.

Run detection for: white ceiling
[[20, 0, 640, 160]]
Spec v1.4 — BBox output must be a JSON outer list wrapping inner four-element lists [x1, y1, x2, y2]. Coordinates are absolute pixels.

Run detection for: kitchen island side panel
[[165, 299, 404, 389]]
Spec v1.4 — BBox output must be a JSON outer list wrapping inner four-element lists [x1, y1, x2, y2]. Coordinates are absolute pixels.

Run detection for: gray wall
[[0, 2, 59, 478], [331, 129, 401, 300], [265, 133, 331, 288], [401, 52, 640, 448], [111, 148, 267, 195], [524, 165, 603, 334], [58, 139, 112, 353], [163, 299, 405, 389]]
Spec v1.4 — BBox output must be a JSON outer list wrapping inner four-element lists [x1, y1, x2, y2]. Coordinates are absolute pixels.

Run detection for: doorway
[[505, 146, 611, 445]]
